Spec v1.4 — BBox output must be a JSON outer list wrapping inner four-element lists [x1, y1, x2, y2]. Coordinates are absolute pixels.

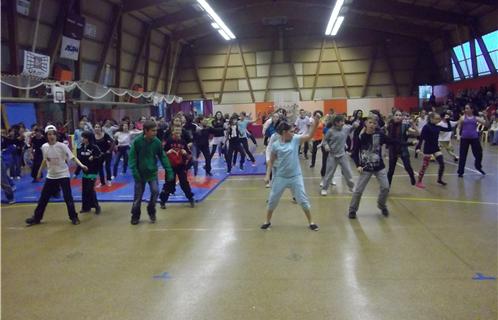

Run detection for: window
[[451, 29, 497, 81]]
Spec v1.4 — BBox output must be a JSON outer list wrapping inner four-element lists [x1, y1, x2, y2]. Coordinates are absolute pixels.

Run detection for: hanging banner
[[60, 36, 81, 61], [84, 22, 97, 39], [64, 14, 86, 40], [22, 51, 50, 78], [16, 0, 31, 16]]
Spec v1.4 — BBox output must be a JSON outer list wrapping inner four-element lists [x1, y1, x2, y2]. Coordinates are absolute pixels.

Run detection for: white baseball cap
[[44, 125, 57, 133]]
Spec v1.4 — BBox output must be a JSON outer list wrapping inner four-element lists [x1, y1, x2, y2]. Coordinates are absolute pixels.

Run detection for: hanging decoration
[[22, 51, 50, 78], [0, 74, 183, 104]]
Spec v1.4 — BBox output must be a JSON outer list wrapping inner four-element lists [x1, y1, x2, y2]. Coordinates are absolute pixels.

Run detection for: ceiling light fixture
[[325, 0, 345, 36], [197, 0, 236, 40], [330, 16, 344, 36]]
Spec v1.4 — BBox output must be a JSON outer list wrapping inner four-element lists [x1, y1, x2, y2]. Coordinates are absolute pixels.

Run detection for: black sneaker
[[160, 202, 166, 210], [25, 217, 41, 226], [348, 211, 357, 219], [458, 173, 463, 178], [478, 169, 486, 175], [309, 223, 319, 231], [437, 180, 447, 186], [149, 213, 156, 223], [260, 222, 271, 229], [71, 217, 81, 225], [381, 208, 389, 217], [131, 217, 140, 225], [189, 198, 195, 208], [95, 206, 101, 214]]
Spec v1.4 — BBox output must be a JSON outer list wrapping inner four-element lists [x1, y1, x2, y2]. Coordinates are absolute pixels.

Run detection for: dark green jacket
[[129, 135, 174, 182]]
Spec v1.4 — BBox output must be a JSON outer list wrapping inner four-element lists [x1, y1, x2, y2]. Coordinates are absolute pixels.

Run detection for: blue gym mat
[[4, 153, 266, 204]]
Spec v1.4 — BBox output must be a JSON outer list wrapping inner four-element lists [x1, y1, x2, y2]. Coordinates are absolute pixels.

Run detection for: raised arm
[[299, 115, 320, 143]]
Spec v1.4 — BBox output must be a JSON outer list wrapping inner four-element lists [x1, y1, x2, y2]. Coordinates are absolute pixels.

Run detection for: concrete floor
[[2, 144, 497, 320]]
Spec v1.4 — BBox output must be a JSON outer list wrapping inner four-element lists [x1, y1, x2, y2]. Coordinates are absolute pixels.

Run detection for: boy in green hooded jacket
[[129, 120, 174, 225]]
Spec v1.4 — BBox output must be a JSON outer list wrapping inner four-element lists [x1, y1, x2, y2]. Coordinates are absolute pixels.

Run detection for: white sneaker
[[320, 189, 327, 196], [95, 183, 103, 188], [319, 180, 324, 187], [265, 183, 270, 188], [106, 181, 112, 187], [16, 176, 21, 180], [331, 179, 336, 186], [111, 176, 115, 180]]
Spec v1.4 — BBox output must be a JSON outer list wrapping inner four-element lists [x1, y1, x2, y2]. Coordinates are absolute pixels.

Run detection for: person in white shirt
[[438, 111, 459, 162], [25, 125, 88, 226], [294, 109, 311, 159], [113, 123, 132, 179]]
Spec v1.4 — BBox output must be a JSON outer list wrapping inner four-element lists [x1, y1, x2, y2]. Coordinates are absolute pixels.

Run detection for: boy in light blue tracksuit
[[261, 114, 321, 231]]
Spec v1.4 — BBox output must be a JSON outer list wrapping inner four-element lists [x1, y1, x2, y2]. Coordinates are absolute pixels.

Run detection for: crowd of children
[[1, 95, 496, 228]]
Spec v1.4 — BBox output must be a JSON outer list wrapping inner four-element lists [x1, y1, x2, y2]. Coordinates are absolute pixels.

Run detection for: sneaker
[[415, 182, 426, 189], [458, 173, 463, 178], [454, 157, 459, 162], [79, 209, 91, 213], [240, 164, 244, 170], [380, 208, 389, 217], [131, 217, 140, 225], [95, 183, 103, 188], [309, 223, 319, 231], [410, 176, 416, 186], [320, 189, 327, 196], [260, 222, 271, 230], [160, 202, 166, 210], [319, 180, 324, 187], [8, 199, 15, 205], [310, 164, 315, 168], [16, 176, 21, 180], [348, 211, 357, 219], [251, 162, 257, 167], [478, 169, 486, 175], [189, 198, 195, 208], [437, 180, 447, 186], [149, 213, 156, 223], [348, 186, 354, 193], [111, 176, 115, 180], [95, 206, 101, 214], [71, 217, 81, 225], [25, 217, 41, 226], [106, 181, 112, 187], [331, 180, 336, 186], [265, 182, 270, 188], [292, 197, 297, 204]]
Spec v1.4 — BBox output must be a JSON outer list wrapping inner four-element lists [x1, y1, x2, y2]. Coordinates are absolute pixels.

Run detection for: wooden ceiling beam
[[122, 0, 168, 13], [352, 0, 472, 25]]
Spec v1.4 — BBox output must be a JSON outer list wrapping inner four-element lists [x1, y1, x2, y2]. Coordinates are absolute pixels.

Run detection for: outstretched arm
[[299, 115, 320, 143]]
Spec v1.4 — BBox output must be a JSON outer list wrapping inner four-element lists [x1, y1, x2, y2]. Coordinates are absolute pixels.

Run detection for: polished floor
[[2, 143, 497, 320]]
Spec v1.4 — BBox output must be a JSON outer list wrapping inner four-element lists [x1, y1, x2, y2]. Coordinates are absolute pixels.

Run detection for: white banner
[[60, 36, 80, 61], [52, 85, 66, 103], [16, 0, 31, 16], [22, 51, 50, 78]]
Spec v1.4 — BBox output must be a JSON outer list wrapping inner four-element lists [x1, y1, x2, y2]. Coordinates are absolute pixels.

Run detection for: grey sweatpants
[[322, 154, 354, 190], [348, 168, 389, 213]]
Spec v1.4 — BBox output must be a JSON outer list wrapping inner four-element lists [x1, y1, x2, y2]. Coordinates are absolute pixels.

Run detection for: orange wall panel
[[394, 96, 419, 112], [255, 102, 274, 124], [323, 99, 347, 115]]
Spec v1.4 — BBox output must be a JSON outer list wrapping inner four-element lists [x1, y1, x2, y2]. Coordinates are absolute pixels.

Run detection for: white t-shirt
[[42, 142, 74, 179], [114, 132, 131, 146], [438, 120, 457, 142], [295, 116, 310, 135]]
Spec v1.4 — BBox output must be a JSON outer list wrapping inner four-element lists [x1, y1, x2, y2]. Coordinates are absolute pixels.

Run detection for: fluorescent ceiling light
[[331, 16, 344, 36], [325, 0, 344, 35], [197, 0, 236, 40], [218, 29, 230, 41], [211, 22, 220, 29]]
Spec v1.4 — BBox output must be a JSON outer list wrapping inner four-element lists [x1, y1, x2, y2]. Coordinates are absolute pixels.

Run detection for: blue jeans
[[131, 179, 159, 219]]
